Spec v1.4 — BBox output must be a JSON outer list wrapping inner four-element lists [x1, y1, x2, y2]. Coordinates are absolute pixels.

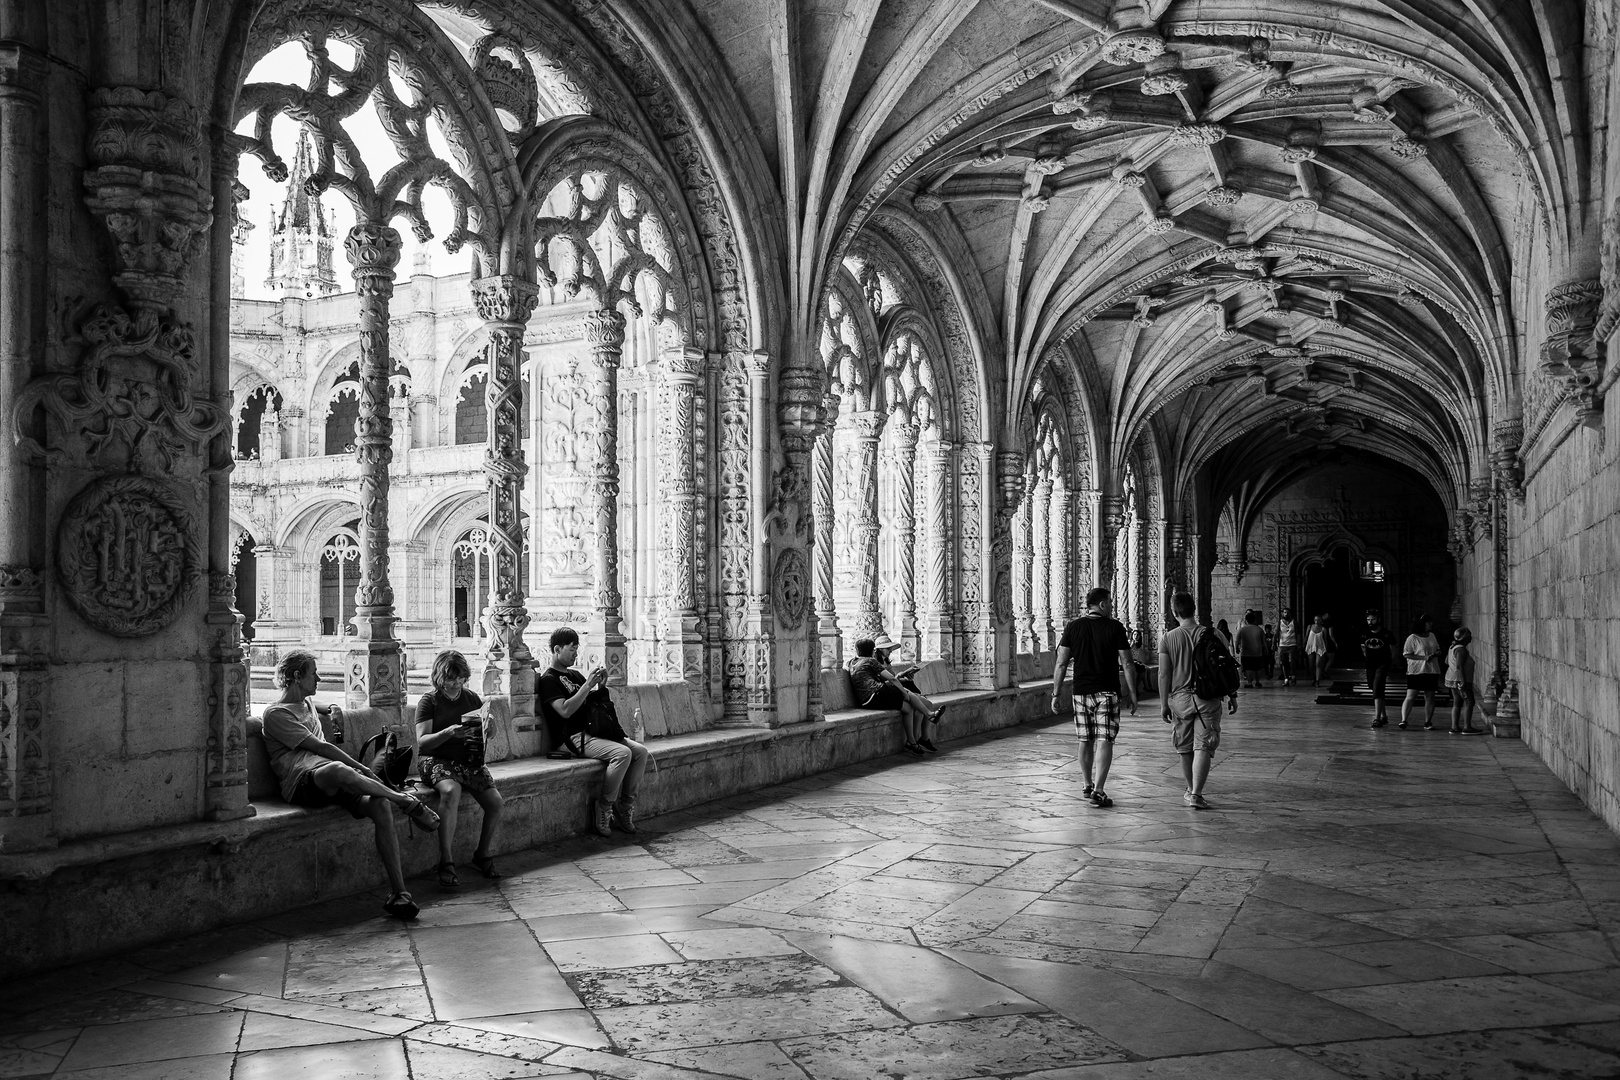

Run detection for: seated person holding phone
[[415, 649, 505, 886], [537, 627, 649, 838], [848, 634, 946, 756]]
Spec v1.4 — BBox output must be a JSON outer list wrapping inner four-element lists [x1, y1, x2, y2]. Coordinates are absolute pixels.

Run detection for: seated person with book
[[415, 649, 504, 887]]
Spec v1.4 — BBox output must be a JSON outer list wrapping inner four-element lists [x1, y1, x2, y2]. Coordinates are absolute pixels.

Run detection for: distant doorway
[[1299, 545, 1385, 652]]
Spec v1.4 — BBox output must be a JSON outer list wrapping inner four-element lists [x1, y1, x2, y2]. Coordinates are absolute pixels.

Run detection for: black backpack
[[1192, 628, 1243, 700]]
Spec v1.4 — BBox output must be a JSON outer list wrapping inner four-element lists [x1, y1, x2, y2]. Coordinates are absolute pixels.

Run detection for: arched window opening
[[319, 528, 361, 636], [324, 360, 361, 456], [232, 532, 258, 641], [456, 370, 488, 445], [236, 385, 283, 460], [877, 330, 940, 657], [452, 526, 492, 639]]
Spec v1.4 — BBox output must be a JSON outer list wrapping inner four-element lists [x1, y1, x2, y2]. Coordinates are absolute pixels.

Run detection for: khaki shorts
[[1168, 692, 1222, 753]]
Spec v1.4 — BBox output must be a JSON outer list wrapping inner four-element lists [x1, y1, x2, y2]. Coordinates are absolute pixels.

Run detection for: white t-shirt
[[1404, 633, 1441, 675]]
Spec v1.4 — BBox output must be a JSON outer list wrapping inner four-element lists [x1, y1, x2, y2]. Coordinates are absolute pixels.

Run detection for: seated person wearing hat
[[846, 635, 945, 756]]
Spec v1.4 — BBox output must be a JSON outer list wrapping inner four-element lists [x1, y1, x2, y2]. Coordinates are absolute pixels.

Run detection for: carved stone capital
[[1491, 420, 1525, 502], [344, 224, 402, 298], [777, 359, 825, 450], [890, 422, 919, 450], [1170, 124, 1226, 148], [582, 307, 627, 356], [471, 274, 540, 325], [995, 450, 1026, 517], [83, 87, 213, 306], [1540, 279, 1607, 427], [1100, 30, 1165, 66]]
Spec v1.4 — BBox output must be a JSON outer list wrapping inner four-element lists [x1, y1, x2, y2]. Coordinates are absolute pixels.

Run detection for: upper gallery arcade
[[0, 0, 1616, 860]]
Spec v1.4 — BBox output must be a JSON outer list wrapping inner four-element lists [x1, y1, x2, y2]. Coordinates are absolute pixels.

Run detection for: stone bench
[[2, 677, 1062, 977]]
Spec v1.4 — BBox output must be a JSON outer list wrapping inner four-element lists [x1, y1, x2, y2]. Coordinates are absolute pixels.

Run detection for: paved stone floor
[[5, 686, 1620, 1079]]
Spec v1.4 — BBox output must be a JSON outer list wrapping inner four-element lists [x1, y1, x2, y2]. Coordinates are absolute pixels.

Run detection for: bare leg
[[1190, 751, 1214, 796], [470, 786, 504, 859], [366, 797, 407, 895], [1179, 752, 1194, 791], [1462, 690, 1477, 730], [1079, 740, 1096, 787], [433, 779, 462, 864], [1424, 692, 1436, 727], [313, 762, 420, 810], [1093, 740, 1114, 793], [1400, 689, 1417, 726], [1450, 691, 1463, 731]]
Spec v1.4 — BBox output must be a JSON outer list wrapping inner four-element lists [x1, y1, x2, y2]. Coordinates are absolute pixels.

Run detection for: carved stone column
[[890, 423, 920, 657], [0, 45, 52, 849], [1078, 487, 1101, 593], [1050, 482, 1071, 633], [850, 411, 885, 642], [1164, 520, 1188, 595], [343, 223, 406, 715], [923, 440, 955, 663], [1098, 493, 1125, 597], [660, 348, 705, 690], [205, 131, 251, 820], [472, 275, 539, 738], [992, 449, 1025, 686], [742, 351, 778, 726], [1031, 476, 1053, 649], [1012, 489, 1034, 653], [583, 309, 628, 687], [812, 404, 841, 670]]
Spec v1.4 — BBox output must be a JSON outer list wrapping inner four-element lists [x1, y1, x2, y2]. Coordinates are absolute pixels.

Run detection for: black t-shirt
[[1360, 627, 1398, 667], [1059, 614, 1132, 695], [415, 689, 483, 762], [537, 667, 589, 744]]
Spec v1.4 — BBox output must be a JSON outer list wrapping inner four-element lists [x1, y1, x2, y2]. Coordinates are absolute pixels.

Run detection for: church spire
[[265, 130, 339, 298]]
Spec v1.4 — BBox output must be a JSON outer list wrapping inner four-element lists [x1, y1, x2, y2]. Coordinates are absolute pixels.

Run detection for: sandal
[[929, 706, 947, 725], [1089, 790, 1113, 808], [470, 853, 502, 879], [402, 796, 441, 832], [382, 892, 419, 920], [438, 861, 459, 887]]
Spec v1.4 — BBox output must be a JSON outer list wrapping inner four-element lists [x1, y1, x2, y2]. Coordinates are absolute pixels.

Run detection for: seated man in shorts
[[1158, 593, 1238, 808], [848, 636, 944, 755], [261, 651, 442, 920]]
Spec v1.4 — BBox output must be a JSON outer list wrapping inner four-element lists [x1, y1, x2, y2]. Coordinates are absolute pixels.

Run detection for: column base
[[480, 658, 537, 760], [342, 636, 406, 723]]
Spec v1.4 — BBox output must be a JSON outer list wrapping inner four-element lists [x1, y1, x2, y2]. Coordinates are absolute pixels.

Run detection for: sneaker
[[1423, 722, 1434, 731], [1082, 782, 1094, 797], [1460, 727, 1485, 735], [904, 742, 926, 757], [1189, 793, 1209, 809], [593, 799, 613, 837], [1089, 789, 1113, 808], [1183, 790, 1198, 807], [1370, 718, 1388, 728], [1397, 720, 1408, 729]]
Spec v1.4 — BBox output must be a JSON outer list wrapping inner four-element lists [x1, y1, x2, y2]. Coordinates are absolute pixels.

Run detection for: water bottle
[[329, 704, 345, 744], [632, 707, 646, 742]]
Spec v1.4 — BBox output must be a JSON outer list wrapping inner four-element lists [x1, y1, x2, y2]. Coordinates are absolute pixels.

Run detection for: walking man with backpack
[[1158, 593, 1239, 808], [1051, 586, 1138, 808]]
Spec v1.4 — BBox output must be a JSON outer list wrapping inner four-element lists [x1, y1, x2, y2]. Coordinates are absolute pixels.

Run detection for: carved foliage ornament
[[1539, 279, 1607, 426], [771, 548, 810, 631], [14, 305, 228, 473], [57, 475, 200, 636], [83, 88, 213, 305]]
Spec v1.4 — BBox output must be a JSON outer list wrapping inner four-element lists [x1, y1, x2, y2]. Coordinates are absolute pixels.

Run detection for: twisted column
[[812, 397, 841, 669], [472, 275, 538, 741], [891, 423, 920, 657], [661, 348, 704, 688], [1012, 490, 1033, 653], [343, 224, 405, 713], [924, 440, 954, 662], [850, 411, 885, 641], [1031, 477, 1053, 649], [1050, 482, 1071, 632], [1098, 492, 1124, 598], [583, 309, 627, 686]]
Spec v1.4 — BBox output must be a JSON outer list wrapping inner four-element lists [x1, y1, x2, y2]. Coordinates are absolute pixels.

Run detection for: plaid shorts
[[1073, 692, 1121, 743]]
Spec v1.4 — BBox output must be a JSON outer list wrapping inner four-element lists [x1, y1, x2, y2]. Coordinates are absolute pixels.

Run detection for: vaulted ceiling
[[668, 0, 1590, 520]]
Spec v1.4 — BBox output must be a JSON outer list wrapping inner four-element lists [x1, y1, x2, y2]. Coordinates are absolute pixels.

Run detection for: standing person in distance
[[415, 649, 505, 886], [1360, 610, 1399, 729], [1446, 627, 1484, 734], [1159, 592, 1238, 808], [1276, 608, 1300, 686], [1235, 610, 1268, 688], [1305, 614, 1336, 688], [1400, 614, 1443, 730], [1214, 618, 1234, 650], [1050, 587, 1138, 808]]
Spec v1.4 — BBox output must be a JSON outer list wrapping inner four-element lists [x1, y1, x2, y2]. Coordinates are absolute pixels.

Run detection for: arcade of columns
[[3, 0, 1618, 852]]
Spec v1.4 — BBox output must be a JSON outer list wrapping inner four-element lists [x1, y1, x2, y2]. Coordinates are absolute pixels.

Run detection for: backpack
[[357, 730, 415, 790], [1192, 627, 1243, 700]]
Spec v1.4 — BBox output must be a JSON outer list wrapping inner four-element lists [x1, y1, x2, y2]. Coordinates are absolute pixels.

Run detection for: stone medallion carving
[[57, 475, 197, 636], [772, 548, 809, 630]]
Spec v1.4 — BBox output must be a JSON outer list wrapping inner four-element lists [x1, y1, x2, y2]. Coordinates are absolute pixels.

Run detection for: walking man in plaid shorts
[[1050, 586, 1138, 807]]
